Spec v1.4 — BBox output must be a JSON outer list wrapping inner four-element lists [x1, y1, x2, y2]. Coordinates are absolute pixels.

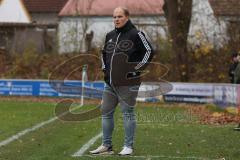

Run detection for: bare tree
[[59, 0, 95, 53], [163, 0, 193, 82], [77, 0, 95, 52], [227, 21, 240, 53]]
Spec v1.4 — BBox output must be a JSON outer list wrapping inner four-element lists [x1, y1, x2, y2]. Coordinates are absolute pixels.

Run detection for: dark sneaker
[[89, 145, 114, 155]]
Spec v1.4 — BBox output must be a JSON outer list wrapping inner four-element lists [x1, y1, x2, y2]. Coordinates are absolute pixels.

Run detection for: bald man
[[90, 7, 154, 155]]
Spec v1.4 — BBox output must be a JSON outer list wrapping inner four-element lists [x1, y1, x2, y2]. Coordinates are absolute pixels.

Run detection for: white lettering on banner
[[10, 92, 32, 96], [40, 88, 56, 92], [58, 93, 79, 97], [0, 87, 10, 91], [39, 92, 56, 96], [0, 83, 6, 86]]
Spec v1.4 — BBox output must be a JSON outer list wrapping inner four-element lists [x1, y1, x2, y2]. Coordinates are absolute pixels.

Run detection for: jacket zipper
[[110, 33, 121, 84]]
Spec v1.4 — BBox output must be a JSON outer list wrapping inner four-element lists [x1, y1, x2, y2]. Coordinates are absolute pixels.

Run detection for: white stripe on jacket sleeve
[[135, 32, 152, 70], [101, 55, 105, 70]]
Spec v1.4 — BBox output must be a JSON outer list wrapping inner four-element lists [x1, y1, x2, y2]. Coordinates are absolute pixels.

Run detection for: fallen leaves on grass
[[189, 106, 240, 125]]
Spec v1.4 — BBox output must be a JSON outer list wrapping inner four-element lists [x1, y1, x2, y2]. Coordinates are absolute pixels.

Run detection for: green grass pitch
[[0, 99, 239, 160]]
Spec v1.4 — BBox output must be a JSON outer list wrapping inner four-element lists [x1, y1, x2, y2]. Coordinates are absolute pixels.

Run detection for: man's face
[[233, 55, 240, 62], [113, 8, 129, 28]]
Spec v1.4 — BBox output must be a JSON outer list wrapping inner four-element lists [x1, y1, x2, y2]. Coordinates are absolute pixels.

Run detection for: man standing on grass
[[232, 52, 240, 131], [229, 53, 239, 83], [90, 7, 154, 155]]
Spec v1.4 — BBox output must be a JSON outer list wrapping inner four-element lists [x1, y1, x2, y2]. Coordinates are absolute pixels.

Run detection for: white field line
[[72, 132, 102, 157], [0, 104, 83, 147], [81, 154, 221, 160], [0, 117, 58, 147]]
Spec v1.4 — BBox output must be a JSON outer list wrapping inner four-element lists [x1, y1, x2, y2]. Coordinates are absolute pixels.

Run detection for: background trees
[[163, 0, 193, 82]]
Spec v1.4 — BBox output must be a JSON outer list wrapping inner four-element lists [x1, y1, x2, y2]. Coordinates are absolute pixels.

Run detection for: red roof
[[209, 0, 240, 16], [59, 0, 164, 16], [23, 0, 68, 13]]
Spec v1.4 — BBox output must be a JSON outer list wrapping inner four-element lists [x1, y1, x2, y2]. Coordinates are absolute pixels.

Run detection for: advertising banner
[[163, 83, 238, 106], [0, 80, 239, 106], [0, 79, 104, 99]]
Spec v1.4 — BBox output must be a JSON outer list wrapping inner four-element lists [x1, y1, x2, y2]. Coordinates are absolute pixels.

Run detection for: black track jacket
[[101, 20, 154, 86]]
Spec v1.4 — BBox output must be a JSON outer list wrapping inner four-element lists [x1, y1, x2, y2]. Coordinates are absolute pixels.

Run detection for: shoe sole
[[118, 153, 133, 156], [91, 151, 114, 155], [233, 127, 240, 131]]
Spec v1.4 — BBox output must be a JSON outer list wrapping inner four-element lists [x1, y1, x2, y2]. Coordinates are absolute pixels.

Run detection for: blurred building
[[23, 0, 68, 25], [0, 0, 239, 54], [189, 0, 228, 48], [0, 0, 67, 53], [189, 0, 240, 49], [58, 0, 239, 53], [0, 0, 31, 23], [58, 0, 166, 53], [209, 0, 240, 51]]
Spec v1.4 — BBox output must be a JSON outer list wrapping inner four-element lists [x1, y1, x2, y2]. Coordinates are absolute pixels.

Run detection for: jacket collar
[[115, 20, 136, 34]]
